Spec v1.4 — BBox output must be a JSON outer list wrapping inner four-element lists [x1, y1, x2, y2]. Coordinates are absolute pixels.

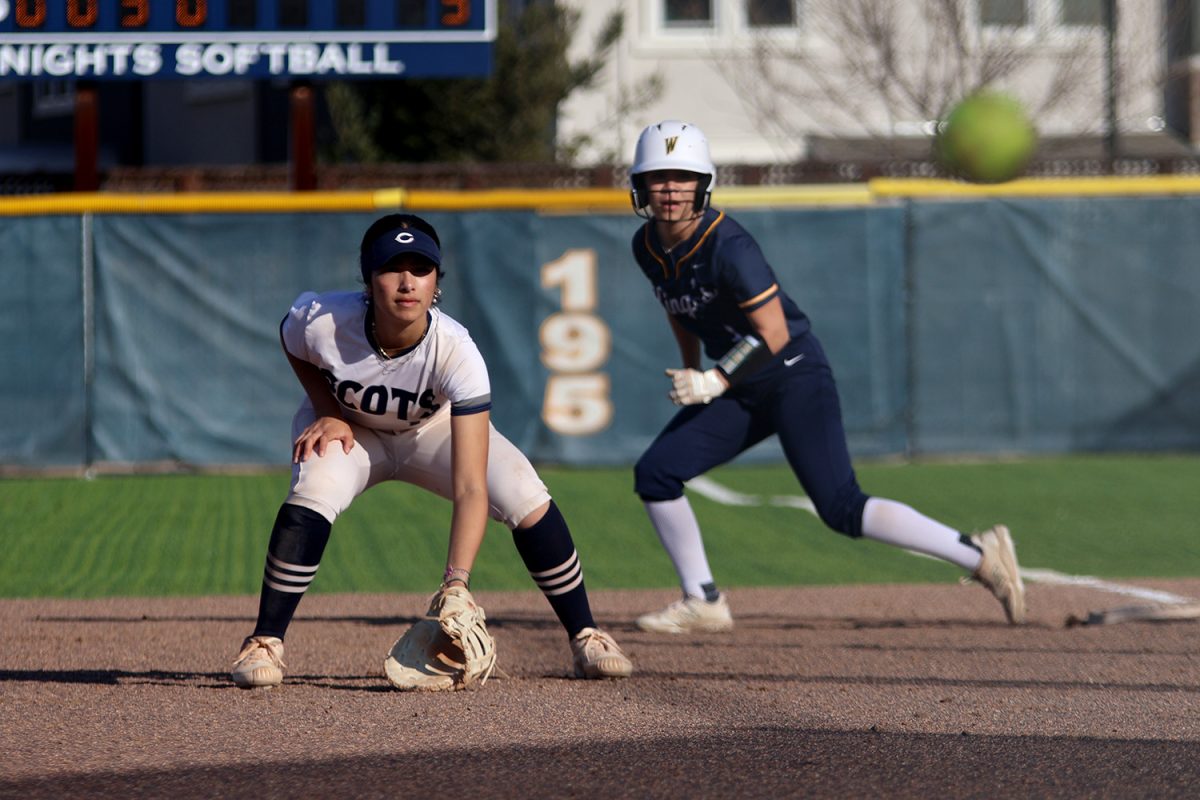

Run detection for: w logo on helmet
[[664, 136, 679, 154]]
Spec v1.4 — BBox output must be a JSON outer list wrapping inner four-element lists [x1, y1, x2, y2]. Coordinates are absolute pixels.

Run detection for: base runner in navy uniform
[[627, 121, 1026, 634], [230, 213, 632, 687]]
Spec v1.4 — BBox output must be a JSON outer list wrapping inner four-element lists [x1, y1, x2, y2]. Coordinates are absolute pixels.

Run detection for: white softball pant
[[285, 405, 550, 529]]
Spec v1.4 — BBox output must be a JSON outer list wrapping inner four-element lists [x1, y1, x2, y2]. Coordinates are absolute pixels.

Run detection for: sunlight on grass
[[1, 453, 1197, 598]]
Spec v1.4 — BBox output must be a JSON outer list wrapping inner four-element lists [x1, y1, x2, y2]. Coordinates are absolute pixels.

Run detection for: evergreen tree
[[323, 1, 622, 163]]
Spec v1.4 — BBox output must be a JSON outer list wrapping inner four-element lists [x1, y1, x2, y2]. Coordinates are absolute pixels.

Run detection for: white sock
[[644, 497, 715, 599], [860, 497, 982, 572]]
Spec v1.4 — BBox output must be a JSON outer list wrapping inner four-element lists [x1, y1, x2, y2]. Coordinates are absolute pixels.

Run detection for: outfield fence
[[3, 177, 1199, 470]]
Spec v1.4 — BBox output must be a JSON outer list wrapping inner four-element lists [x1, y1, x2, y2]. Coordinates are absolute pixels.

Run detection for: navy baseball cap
[[361, 226, 442, 281]]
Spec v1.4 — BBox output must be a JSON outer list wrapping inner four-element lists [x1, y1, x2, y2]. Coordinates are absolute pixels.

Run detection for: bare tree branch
[[715, 0, 1168, 161]]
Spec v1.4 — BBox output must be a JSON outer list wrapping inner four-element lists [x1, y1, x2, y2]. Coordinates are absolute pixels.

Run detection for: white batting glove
[[665, 368, 728, 406]]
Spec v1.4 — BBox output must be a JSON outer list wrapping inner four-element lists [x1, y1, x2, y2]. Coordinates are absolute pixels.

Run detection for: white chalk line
[[1018, 568, 1193, 605], [684, 475, 1196, 606]]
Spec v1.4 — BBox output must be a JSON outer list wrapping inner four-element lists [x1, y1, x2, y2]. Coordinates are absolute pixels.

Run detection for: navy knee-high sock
[[511, 501, 596, 638], [252, 503, 332, 640]]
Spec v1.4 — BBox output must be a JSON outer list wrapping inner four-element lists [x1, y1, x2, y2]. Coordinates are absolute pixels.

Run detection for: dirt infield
[[3, 580, 1199, 799]]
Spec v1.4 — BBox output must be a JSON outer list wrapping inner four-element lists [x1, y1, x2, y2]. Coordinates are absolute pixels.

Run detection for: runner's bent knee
[[810, 477, 869, 538], [634, 445, 689, 501]]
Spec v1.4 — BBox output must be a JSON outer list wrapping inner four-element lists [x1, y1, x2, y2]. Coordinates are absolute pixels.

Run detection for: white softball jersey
[[281, 290, 492, 431], [280, 290, 549, 528]]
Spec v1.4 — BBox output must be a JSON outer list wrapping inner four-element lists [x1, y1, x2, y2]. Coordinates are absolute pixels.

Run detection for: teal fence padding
[[735, 206, 909, 458], [91, 213, 370, 464], [0, 216, 86, 466], [2, 197, 1197, 469], [910, 197, 1200, 454]]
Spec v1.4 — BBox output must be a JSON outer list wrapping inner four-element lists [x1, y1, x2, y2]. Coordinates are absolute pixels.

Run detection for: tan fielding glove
[[384, 585, 497, 691]]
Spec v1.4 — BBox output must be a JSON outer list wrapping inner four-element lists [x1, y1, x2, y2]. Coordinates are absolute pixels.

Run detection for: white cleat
[[571, 627, 633, 679], [231, 635, 286, 688], [635, 593, 734, 634], [970, 525, 1027, 625]]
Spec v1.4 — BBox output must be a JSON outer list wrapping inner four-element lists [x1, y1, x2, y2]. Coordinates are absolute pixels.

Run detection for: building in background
[[3, 0, 1200, 192], [559, 0, 1200, 170]]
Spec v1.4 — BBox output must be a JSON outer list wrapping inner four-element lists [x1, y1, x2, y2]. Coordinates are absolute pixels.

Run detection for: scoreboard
[[0, 0, 496, 79]]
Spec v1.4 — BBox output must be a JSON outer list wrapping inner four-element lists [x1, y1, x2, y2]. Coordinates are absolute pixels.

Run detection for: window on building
[[664, 0, 714, 28], [1061, 0, 1105, 26], [980, 0, 1029, 26], [748, 0, 799, 27]]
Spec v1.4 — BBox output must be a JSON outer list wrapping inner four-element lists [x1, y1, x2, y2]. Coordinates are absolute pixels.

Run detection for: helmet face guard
[[629, 120, 716, 219], [630, 173, 712, 218]]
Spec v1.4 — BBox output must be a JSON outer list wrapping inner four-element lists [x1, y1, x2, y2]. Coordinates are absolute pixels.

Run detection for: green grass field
[[1, 453, 1197, 599]]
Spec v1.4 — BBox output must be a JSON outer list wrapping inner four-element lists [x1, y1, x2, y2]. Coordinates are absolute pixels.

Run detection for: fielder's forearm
[[446, 412, 491, 582], [285, 348, 344, 420], [446, 489, 489, 577]]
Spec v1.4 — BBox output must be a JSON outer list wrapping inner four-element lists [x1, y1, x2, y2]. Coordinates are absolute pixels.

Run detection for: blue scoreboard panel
[[0, 0, 496, 79]]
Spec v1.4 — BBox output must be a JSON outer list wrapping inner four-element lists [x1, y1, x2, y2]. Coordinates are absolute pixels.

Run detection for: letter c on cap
[[395, 232, 415, 243]]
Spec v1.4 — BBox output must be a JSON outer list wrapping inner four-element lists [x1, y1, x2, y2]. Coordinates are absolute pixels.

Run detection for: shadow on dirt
[[3, 727, 1198, 799]]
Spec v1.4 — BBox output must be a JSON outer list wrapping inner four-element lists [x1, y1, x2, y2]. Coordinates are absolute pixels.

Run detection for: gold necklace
[[370, 307, 429, 359]]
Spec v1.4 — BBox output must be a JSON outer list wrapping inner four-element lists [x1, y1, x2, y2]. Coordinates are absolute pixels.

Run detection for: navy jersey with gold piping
[[631, 207, 810, 360]]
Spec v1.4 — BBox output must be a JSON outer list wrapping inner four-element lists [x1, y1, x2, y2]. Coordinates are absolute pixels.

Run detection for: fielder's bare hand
[[292, 416, 355, 463]]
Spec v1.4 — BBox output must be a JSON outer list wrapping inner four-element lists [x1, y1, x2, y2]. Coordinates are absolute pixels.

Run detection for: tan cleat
[[971, 525, 1027, 624], [571, 627, 633, 679], [231, 635, 286, 688], [635, 593, 733, 634]]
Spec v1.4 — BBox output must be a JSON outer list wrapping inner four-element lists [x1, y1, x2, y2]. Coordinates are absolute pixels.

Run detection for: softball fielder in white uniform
[[231, 213, 632, 688]]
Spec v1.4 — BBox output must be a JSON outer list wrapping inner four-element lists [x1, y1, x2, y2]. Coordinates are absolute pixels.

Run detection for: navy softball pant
[[634, 333, 870, 538]]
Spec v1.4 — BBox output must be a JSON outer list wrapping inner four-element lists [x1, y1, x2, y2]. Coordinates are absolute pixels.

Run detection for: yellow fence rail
[[3, 174, 1200, 216]]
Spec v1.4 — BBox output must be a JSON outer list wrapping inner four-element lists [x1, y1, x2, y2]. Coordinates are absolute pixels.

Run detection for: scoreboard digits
[[0, 0, 496, 78], [176, 1, 204, 28], [7, 1, 478, 31]]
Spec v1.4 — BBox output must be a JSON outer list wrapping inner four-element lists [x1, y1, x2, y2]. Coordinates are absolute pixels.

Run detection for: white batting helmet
[[629, 120, 716, 216]]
